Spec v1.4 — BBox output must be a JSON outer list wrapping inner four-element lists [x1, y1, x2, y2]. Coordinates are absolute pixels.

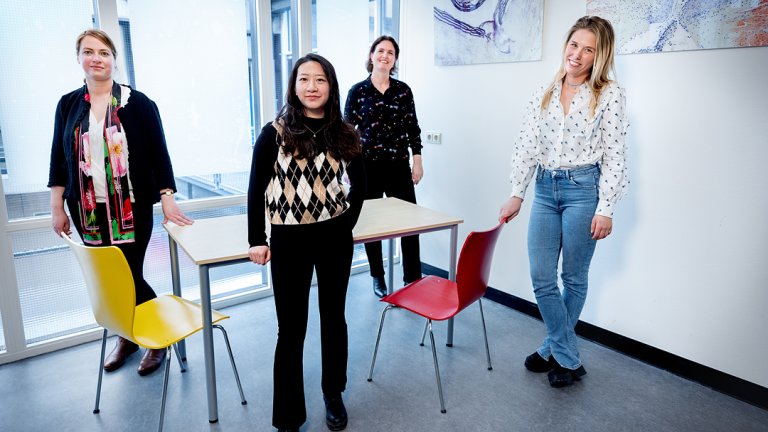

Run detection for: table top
[[164, 197, 463, 266]]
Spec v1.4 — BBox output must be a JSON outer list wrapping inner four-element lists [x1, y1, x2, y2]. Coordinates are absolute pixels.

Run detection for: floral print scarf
[[75, 82, 134, 244]]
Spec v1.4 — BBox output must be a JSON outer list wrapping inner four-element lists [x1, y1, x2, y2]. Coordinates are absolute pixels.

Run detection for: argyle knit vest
[[265, 122, 349, 225]]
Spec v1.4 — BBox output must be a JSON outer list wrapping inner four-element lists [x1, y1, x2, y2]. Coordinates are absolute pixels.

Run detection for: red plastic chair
[[367, 222, 505, 413]]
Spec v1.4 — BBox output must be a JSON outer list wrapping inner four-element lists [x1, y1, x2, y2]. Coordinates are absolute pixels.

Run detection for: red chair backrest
[[455, 222, 505, 309]]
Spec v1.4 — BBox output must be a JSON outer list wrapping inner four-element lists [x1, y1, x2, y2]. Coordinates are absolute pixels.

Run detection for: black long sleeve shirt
[[344, 76, 422, 161]]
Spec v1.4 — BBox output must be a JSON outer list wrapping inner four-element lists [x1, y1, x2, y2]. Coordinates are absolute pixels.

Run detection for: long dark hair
[[277, 53, 360, 161]]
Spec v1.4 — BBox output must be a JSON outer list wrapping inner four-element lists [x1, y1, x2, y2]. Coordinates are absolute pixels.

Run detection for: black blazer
[[48, 84, 177, 206]]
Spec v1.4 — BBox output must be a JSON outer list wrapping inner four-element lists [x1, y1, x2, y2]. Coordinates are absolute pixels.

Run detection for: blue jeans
[[528, 164, 599, 370]]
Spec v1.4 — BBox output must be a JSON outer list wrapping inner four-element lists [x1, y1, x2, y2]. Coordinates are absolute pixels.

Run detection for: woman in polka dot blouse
[[499, 16, 629, 389]]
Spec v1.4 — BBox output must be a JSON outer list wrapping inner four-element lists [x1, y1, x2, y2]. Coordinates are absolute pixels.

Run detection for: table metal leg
[[200, 265, 219, 423], [387, 238, 395, 295], [168, 236, 186, 360], [446, 225, 458, 347]]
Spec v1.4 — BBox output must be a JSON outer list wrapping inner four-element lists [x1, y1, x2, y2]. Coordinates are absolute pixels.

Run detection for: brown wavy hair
[[366, 35, 399, 75]]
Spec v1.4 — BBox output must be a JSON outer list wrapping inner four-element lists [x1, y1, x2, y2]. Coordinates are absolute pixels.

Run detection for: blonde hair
[[541, 16, 615, 117], [76, 29, 118, 59]]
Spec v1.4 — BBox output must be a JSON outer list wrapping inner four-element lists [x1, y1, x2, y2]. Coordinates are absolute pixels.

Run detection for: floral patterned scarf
[[74, 82, 134, 245]]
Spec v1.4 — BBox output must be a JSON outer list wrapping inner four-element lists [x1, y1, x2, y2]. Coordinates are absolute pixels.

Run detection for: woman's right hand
[[52, 207, 71, 237], [499, 196, 523, 223], [248, 245, 271, 265]]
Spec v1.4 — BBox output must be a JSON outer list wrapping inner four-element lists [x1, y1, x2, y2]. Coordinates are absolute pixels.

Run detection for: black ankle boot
[[323, 393, 348, 431], [372, 276, 387, 298]]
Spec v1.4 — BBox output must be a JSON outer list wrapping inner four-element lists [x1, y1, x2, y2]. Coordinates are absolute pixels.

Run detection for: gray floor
[[1, 271, 767, 432]]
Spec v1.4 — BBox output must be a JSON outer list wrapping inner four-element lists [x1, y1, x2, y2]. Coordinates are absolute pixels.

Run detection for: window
[[0, 0, 97, 349], [0, 0, 399, 363], [126, 0, 254, 197], [0, 0, 265, 357], [0, 0, 95, 220]]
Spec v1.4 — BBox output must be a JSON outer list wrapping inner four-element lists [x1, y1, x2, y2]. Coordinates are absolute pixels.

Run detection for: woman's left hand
[[591, 215, 612, 240], [412, 155, 424, 185], [161, 194, 194, 226]]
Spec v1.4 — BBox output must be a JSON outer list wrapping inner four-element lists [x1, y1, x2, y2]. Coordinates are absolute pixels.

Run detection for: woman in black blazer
[[48, 29, 193, 376]]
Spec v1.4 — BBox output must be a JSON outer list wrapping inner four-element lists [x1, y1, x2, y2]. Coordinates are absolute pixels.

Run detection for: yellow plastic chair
[[61, 233, 246, 432]]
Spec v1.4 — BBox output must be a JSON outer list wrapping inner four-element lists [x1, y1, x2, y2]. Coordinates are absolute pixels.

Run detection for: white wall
[[399, 0, 768, 387]]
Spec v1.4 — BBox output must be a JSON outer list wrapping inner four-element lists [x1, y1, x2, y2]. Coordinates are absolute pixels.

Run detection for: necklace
[[564, 80, 584, 88], [305, 123, 327, 138]]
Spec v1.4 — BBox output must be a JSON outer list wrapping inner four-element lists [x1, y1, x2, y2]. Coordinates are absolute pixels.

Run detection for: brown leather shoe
[[103, 336, 139, 372], [137, 348, 167, 376]]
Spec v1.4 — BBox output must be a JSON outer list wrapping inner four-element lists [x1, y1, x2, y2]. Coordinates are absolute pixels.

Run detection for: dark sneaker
[[524, 351, 557, 373], [547, 365, 587, 388]]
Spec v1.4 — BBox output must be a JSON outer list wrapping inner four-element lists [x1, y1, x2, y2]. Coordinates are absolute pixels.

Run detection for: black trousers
[[269, 215, 353, 429], [363, 158, 422, 283], [67, 200, 157, 305]]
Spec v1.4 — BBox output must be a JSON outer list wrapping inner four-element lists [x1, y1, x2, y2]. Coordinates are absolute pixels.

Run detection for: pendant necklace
[[306, 123, 327, 139]]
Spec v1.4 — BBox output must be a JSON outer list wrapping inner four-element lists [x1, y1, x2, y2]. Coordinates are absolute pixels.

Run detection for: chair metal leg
[[478, 299, 492, 370], [368, 305, 395, 381], [420, 319, 428, 346], [172, 344, 186, 372], [213, 324, 247, 405], [158, 347, 172, 432], [93, 329, 108, 414], [426, 320, 447, 413]]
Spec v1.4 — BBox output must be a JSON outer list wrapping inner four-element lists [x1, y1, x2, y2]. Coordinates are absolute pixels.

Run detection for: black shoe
[[547, 365, 587, 388], [372, 276, 387, 298], [276, 429, 299, 432], [403, 274, 422, 286], [323, 393, 348, 431], [524, 351, 557, 373]]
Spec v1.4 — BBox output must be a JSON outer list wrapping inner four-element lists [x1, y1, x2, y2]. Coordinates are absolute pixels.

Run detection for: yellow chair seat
[[133, 295, 230, 350]]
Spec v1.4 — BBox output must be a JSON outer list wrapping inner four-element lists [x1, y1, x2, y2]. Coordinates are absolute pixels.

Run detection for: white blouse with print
[[86, 86, 135, 203], [509, 80, 629, 217]]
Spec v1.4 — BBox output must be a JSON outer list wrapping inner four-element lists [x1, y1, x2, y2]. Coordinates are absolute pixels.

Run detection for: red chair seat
[[382, 276, 460, 321]]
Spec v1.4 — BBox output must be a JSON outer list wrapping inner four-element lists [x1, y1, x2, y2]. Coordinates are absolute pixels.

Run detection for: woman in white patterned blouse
[[499, 16, 629, 388]]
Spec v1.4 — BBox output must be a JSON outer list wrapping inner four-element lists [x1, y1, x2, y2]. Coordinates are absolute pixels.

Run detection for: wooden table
[[164, 197, 463, 422]]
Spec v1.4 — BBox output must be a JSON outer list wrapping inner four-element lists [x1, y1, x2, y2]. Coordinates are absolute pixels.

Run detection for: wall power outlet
[[425, 131, 442, 144]]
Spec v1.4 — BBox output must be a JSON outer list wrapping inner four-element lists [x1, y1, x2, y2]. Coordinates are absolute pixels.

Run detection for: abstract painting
[[587, 0, 768, 54], [434, 0, 544, 65]]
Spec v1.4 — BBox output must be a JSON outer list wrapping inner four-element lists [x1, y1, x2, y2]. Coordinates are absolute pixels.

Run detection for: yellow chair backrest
[[62, 233, 136, 341]]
